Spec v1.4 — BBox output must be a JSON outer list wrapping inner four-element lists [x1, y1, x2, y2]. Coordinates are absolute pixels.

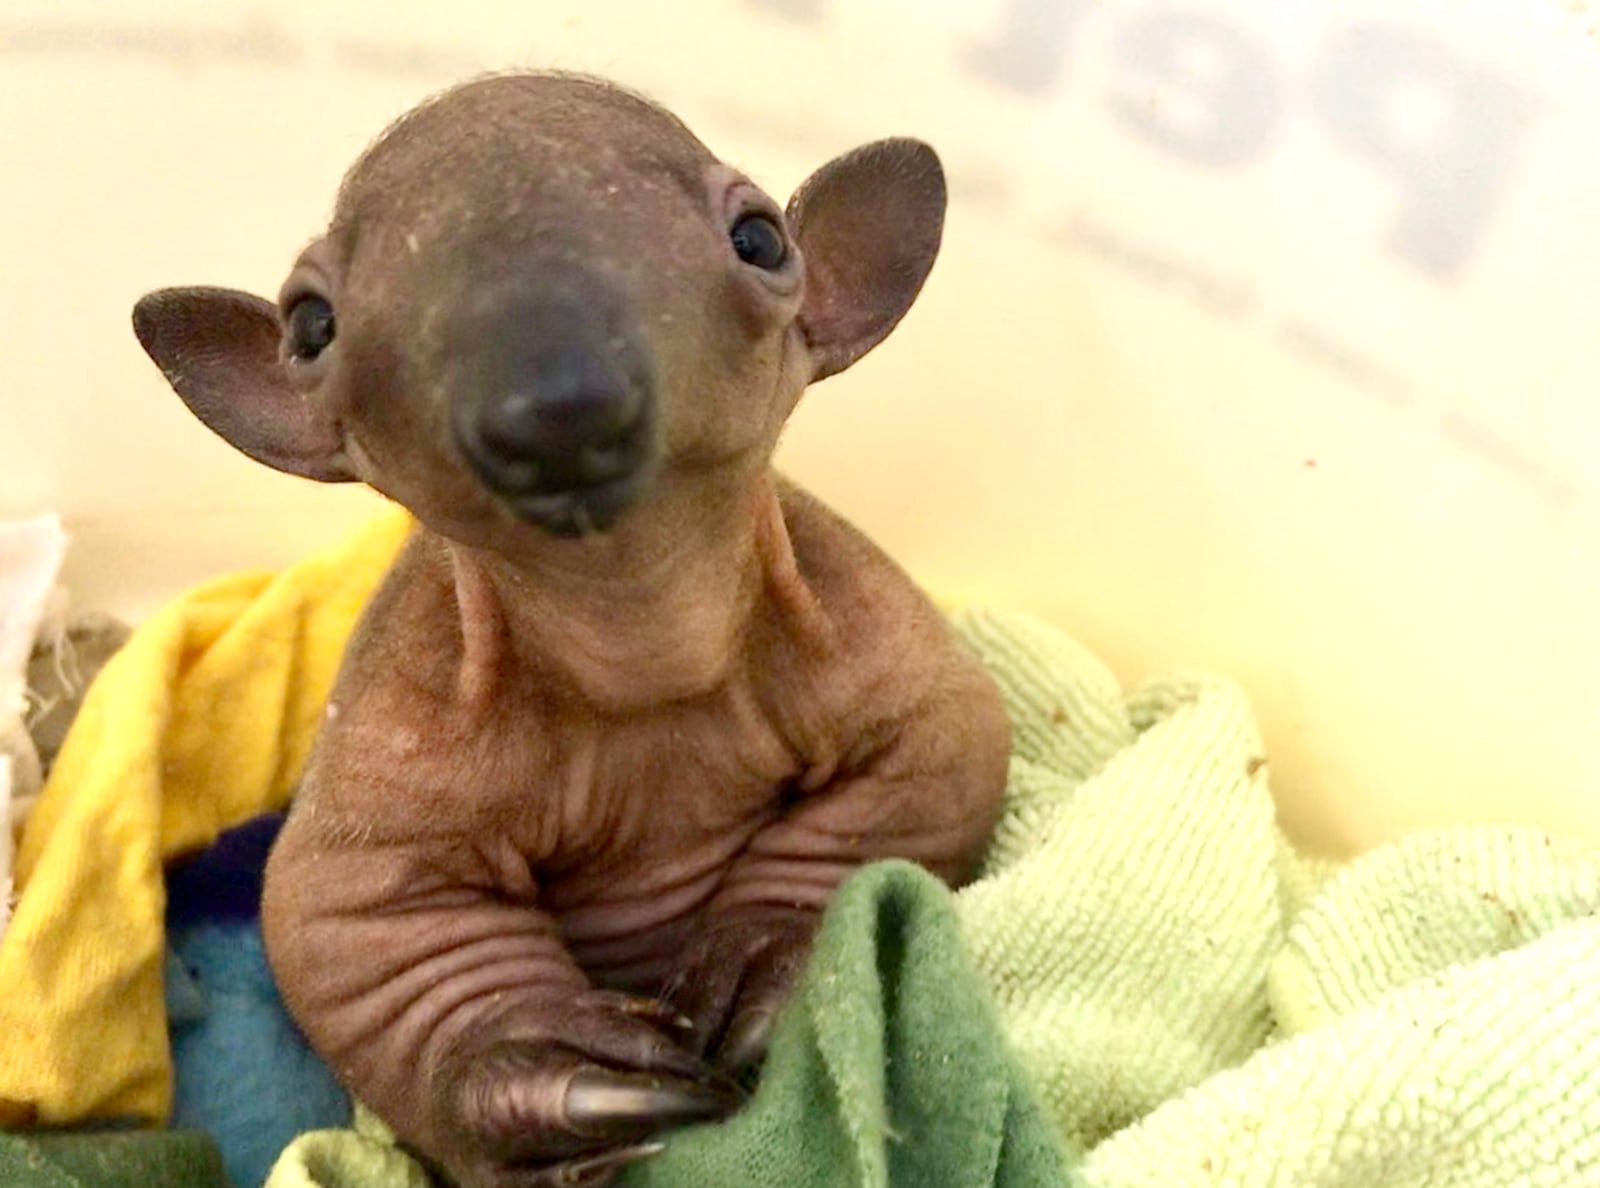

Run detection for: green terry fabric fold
[[950, 609, 1284, 1156], [621, 861, 1071, 1187], [268, 607, 1600, 1188], [0, 1129, 229, 1188]]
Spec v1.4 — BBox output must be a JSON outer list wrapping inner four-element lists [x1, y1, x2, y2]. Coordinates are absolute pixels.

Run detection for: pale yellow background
[[2, 0, 1598, 855]]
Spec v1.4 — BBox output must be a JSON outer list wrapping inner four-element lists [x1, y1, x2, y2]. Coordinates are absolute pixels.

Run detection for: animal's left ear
[[787, 138, 946, 382]]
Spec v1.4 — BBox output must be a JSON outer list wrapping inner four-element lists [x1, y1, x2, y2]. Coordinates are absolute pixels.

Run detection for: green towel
[[268, 608, 1600, 1187], [0, 1129, 229, 1188], [623, 861, 1069, 1187]]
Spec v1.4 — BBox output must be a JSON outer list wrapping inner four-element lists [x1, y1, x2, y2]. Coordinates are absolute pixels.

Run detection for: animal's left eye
[[729, 213, 787, 271]]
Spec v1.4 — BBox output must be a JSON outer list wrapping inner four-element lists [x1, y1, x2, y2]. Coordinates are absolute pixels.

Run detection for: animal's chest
[[445, 684, 833, 984]]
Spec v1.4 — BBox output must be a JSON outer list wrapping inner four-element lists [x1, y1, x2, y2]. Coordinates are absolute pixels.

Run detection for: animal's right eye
[[286, 296, 336, 361]]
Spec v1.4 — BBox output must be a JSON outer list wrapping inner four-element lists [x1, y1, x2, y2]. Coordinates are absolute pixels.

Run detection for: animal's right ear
[[132, 286, 355, 482]]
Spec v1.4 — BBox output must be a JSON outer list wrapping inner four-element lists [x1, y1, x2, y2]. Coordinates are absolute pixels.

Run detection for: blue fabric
[[165, 815, 351, 1188], [166, 813, 287, 928]]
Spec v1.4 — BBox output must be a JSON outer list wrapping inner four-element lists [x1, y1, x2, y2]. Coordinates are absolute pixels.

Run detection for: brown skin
[[132, 72, 1009, 1188]]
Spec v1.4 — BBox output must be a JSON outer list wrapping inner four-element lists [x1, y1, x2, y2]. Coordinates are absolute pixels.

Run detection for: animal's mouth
[[495, 465, 653, 537]]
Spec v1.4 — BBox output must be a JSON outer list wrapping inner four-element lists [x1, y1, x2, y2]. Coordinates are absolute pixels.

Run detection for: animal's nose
[[477, 384, 634, 459], [475, 350, 644, 484], [458, 340, 656, 501]]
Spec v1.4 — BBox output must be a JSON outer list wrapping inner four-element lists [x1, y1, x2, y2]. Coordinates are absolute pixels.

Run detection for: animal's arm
[[724, 655, 1008, 903], [750, 485, 1011, 896], [261, 793, 732, 1186], [665, 646, 1010, 1065], [262, 810, 570, 1120]]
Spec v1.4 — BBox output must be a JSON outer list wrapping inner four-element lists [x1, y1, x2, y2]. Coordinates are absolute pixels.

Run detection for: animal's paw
[[429, 989, 739, 1187], [663, 906, 820, 1076]]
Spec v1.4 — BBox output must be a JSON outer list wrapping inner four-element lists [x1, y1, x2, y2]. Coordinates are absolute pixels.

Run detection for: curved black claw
[[564, 1067, 739, 1143]]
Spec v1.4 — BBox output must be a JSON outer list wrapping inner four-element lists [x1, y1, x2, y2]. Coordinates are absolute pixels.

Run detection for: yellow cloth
[[0, 508, 413, 1125]]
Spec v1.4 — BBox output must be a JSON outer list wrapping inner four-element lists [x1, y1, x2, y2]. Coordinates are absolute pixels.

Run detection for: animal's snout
[[446, 275, 659, 537], [473, 351, 647, 491]]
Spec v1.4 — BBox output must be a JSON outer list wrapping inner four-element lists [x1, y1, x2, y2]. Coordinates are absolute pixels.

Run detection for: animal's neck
[[447, 471, 805, 711]]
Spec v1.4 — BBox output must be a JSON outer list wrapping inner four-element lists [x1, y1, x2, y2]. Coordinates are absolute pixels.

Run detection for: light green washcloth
[[269, 607, 1600, 1187]]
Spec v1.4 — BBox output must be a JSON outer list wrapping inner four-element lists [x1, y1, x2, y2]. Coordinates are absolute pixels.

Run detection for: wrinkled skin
[[132, 72, 1010, 1188]]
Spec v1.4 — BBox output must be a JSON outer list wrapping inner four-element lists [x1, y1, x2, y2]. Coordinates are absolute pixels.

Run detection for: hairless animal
[[132, 71, 1010, 1188]]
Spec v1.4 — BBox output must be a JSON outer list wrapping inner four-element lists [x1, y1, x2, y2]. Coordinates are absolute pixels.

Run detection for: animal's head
[[133, 72, 945, 546]]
